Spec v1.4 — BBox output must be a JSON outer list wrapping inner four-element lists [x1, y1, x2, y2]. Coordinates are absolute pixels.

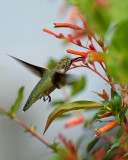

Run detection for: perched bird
[[9, 55, 78, 111]]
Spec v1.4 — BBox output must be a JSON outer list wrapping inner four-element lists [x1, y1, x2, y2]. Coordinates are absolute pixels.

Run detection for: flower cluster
[[43, 12, 119, 136]]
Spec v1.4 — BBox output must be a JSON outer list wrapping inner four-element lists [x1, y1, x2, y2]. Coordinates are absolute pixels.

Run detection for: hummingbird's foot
[[43, 96, 51, 102], [48, 95, 51, 102], [43, 97, 45, 101]]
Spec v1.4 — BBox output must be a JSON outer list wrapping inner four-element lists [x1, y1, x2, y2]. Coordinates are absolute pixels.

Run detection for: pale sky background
[[0, 0, 111, 160]]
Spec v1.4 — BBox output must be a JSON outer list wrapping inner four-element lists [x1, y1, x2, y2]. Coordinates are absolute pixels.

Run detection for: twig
[[0, 105, 52, 149], [69, 65, 109, 83]]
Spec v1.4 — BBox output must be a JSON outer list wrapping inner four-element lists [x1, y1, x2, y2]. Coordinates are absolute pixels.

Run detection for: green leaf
[[51, 101, 73, 118], [87, 137, 99, 152], [46, 58, 58, 70], [51, 141, 59, 151], [101, 100, 109, 106], [9, 86, 24, 115], [25, 124, 36, 133], [115, 127, 123, 139], [107, 20, 128, 84], [68, 0, 128, 37], [109, 89, 122, 113], [119, 105, 128, 124], [44, 101, 103, 134], [103, 150, 117, 160], [55, 113, 72, 119], [51, 100, 65, 107], [103, 89, 122, 114], [107, 141, 120, 154], [68, 76, 86, 97]]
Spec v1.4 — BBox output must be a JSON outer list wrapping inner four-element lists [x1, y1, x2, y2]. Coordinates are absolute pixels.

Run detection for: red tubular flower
[[65, 116, 85, 128], [96, 120, 118, 136], [80, 14, 87, 29], [88, 34, 92, 41], [43, 29, 65, 39], [67, 49, 87, 57], [98, 112, 113, 119], [54, 23, 82, 30], [43, 29, 60, 38]]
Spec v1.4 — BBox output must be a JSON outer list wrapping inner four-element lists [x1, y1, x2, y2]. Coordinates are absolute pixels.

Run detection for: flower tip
[[54, 23, 56, 27], [42, 28, 49, 33]]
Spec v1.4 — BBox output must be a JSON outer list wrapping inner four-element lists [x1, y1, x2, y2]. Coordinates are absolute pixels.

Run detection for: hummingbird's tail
[[23, 103, 30, 111]]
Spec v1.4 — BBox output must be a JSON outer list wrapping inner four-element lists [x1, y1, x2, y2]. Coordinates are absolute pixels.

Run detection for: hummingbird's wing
[[52, 72, 73, 88], [9, 55, 49, 77]]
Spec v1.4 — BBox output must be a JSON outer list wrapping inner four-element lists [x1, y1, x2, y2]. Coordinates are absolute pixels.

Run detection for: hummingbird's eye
[[68, 60, 72, 66]]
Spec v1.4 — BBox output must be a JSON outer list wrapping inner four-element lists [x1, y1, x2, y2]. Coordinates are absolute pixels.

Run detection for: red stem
[[0, 105, 51, 149], [99, 62, 106, 72], [108, 77, 116, 91], [14, 117, 52, 148], [69, 65, 109, 83], [80, 14, 86, 29], [43, 28, 93, 51], [86, 65, 109, 82], [0, 105, 79, 159], [99, 62, 116, 91], [66, 36, 90, 50]]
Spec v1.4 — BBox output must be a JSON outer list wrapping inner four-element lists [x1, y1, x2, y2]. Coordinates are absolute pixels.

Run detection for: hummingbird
[[9, 55, 79, 111]]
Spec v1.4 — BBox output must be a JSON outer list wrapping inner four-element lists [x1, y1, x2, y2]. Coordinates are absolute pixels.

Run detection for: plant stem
[[69, 65, 109, 83], [15, 117, 52, 148], [0, 105, 79, 159], [107, 77, 116, 91], [85, 65, 109, 82], [0, 105, 52, 149]]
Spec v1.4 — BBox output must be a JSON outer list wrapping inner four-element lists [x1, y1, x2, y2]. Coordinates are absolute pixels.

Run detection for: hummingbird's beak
[[71, 57, 84, 63]]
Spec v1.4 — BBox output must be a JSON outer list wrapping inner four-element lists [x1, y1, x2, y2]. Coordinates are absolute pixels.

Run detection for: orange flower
[[67, 49, 105, 63], [54, 23, 82, 30], [96, 120, 118, 136], [87, 51, 105, 63], [98, 112, 112, 119], [67, 49, 87, 57], [65, 116, 85, 128], [43, 29, 59, 38]]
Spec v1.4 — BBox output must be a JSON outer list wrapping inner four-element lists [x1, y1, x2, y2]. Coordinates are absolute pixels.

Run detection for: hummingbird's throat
[[59, 68, 66, 73]]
